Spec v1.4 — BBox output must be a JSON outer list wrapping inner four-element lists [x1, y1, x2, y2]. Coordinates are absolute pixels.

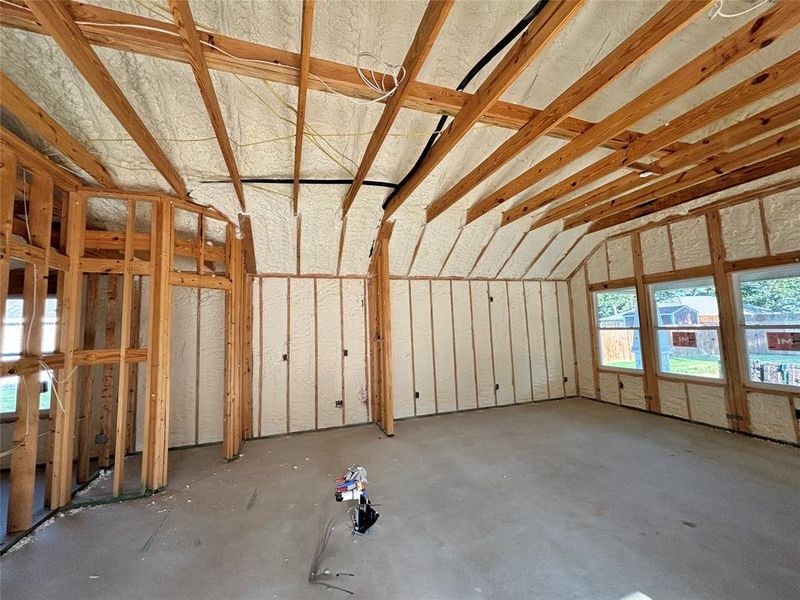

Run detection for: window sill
[[598, 366, 644, 375], [656, 372, 726, 386]]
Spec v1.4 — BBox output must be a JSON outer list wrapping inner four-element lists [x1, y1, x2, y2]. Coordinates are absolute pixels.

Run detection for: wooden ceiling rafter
[[484, 2, 800, 227], [0, 71, 116, 187], [586, 148, 800, 233], [536, 90, 800, 230], [23, 0, 188, 198], [565, 123, 800, 230], [381, 0, 586, 220], [424, 0, 712, 224], [169, 0, 246, 211], [0, 0, 668, 155], [292, 0, 315, 216], [341, 0, 453, 217]]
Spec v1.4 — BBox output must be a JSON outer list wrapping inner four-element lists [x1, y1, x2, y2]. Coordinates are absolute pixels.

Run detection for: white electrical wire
[[710, 0, 772, 19]]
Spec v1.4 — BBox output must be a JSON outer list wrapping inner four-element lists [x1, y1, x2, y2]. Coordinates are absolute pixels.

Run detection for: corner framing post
[[223, 228, 243, 459], [368, 222, 394, 436], [50, 192, 86, 508], [141, 198, 173, 491], [632, 232, 660, 412]]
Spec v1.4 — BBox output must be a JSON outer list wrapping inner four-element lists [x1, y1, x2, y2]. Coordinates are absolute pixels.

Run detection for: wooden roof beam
[[292, 0, 314, 216], [381, 0, 586, 219], [0, 0, 678, 156], [486, 2, 800, 227], [341, 0, 452, 217], [24, 0, 188, 198], [566, 123, 800, 229], [169, 0, 245, 210], [587, 148, 800, 233], [1, 126, 85, 190], [425, 0, 711, 224], [535, 90, 800, 229], [0, 72, 115, 187]]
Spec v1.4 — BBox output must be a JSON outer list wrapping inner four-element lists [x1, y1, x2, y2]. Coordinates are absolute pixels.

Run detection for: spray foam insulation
[[606, 236, 634, 281], [169, 286, 198, 448], [410, 280, 436, 416], [746, 393, 797, 444], [586, 244, 609, 284], [598, 372, 620, 405], [316, 279, 344, 429], [669, 217, 711, 270], [523, 282, 549, 401], [390, 280, 415, 419], [289, 278, 316, 431], [507, 281, 533, 404], [762, 195, 800, 255], [556, 282, 576, 397], [488, 281, 514, 405], [260, 278, 289, 436], [641, 226, 673, 275], [430, 281, 457, 414], [686, 383, 728, 429], [526, 228, 584, 279], [569, 268, 595, 399], [658, 379, 690, 420], [451, 281, 478, 410], [3, 0, 798, 278], [470, 281, 497, 408], [472, 224, 527, 280], [541, 282, 565, 397], [409, 215, 462, 277], [341, 279, 369, 425], [619, 374, 646, 410], [720, 201, 767, 262]]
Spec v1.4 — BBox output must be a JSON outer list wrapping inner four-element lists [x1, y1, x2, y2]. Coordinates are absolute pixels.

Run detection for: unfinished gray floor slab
[[2, 398, 798, 600]]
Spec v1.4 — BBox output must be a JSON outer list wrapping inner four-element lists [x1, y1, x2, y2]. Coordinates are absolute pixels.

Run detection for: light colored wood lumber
[[292, 0, 314, 216], [0, 0, 668, 155], [24, 0, 188, 197], [382, 0, 586, 219], [169, 0, 245, 210], [49, 191, 85, 508], [567, 123, 800, 228], [0, 72, 115, 187], [587, 148, 800, 232], [706, 209, 749, 432], [6, 171, 52, 532], [112, 202, 135, 495], [493, 3, 800, 226], [425, 0, 710, 223], [1, 126, 84, 190], [76, 273, 99, 482], [0, 146, 16, 352], [631, 232, 660, 413], [341, 0, 453, 216], [536, 89, 800, 229]]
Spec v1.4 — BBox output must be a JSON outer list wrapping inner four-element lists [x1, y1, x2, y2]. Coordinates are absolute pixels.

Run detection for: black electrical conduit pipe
[[201, 2, 546, 199], [381, 0, 548, 210]]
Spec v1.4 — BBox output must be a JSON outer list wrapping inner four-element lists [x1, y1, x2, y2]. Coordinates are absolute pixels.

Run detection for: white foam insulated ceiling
[[1, 0, 798, 278]]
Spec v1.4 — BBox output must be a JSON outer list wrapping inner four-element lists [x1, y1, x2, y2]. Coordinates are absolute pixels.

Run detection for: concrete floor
[[2, 398, 798, 599]]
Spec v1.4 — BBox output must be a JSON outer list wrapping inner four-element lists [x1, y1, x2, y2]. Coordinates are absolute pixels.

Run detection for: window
[[1, 297, 59, 414], [593, 287, 642, 371], [735, 265, 800, 389], [650, 278, 723, 380]]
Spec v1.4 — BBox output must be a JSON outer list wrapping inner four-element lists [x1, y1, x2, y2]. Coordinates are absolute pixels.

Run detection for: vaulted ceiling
[[1, 0, 798, 278]]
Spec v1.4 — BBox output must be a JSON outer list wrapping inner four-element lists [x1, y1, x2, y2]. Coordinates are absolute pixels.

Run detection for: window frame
[[592, 286, 644, 374], [648, 276, 726, 384], [733, 264, 800, 392]]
